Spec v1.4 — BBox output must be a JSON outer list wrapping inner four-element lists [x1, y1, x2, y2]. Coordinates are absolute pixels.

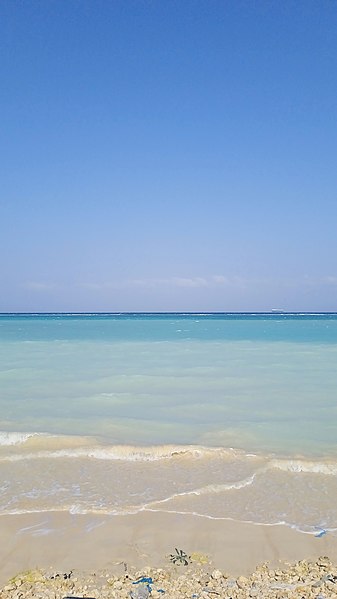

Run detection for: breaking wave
[[0, 431, 42, 446]]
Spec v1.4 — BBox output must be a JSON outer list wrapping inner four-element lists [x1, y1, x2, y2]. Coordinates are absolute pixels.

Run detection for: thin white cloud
[[323, 276, 337, 285], [302, 275, 337, 287], [212, 275, 228, 284], [125, 276, 208, 289], [79, 282, 116, 290], [77, 275, 248, 291], [171, 277, 208, 288], [23, 282, 57, 291], [125, 275, 245, 289], [126, 278, 153, 288]]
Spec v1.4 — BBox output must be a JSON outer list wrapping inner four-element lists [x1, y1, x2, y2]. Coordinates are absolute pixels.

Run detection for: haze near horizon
[[1, 1, 337, 312]]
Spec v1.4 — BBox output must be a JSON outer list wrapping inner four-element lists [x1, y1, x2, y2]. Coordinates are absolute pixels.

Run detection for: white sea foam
[[68, 504, 141, 516], [270, 458, 337, 475], [2, 432, 337, 478], [139, 508, 330, 534], [2, 503, 337, 537], [0, 503, 307, 531], [141, 473, 259, 511], [0, 431, 40, 446], [0, 442, 241, 462]]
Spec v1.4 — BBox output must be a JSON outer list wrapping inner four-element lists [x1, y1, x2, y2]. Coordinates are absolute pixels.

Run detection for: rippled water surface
[[1, 312, 337, 533]]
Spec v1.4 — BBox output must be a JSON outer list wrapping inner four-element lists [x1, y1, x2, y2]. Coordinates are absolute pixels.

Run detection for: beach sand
[[1, 511, 337, 592]]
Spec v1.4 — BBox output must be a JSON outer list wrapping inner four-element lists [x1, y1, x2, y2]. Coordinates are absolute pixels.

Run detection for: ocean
[[1, 312, 337, 536]]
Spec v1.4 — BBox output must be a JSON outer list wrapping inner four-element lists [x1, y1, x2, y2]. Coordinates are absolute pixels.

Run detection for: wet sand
[[1, 511, 337, 587]]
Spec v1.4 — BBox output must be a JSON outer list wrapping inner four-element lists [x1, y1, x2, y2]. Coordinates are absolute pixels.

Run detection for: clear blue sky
[[1, 0, 337, 312]]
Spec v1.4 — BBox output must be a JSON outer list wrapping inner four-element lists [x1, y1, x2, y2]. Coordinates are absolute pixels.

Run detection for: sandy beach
[[2, 315, 337, 596], [1, 511, 337, 596]]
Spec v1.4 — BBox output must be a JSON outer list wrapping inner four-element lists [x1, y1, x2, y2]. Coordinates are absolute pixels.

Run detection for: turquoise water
[[1, 312, 337, 453], [1, 313, 337, 532]]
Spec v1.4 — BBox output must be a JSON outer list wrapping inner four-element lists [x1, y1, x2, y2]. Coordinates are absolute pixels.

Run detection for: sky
[[1, 0, 337, 312]]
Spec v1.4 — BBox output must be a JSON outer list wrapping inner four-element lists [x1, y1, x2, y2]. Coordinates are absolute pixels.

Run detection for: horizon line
[[1, 311, 337, 316]]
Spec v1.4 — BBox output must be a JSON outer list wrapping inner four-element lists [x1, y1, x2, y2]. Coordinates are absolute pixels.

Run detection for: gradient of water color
[[1, 313, 337, 534]]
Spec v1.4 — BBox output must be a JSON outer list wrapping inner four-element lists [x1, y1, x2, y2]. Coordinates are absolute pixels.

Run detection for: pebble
[[237, 575, 248, 588], [2, 557, 337, 598], [3, 584, 16, 591]]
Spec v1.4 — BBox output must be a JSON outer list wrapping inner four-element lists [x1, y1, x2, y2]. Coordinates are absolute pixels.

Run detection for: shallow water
[[1, 313, 337, 533]]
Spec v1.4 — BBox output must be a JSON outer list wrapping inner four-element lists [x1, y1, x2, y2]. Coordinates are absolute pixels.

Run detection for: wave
[[2, 431, 337, 477], [2, 503, 337, 537], [2, 431, 337, 537], [140, 474, 259, 508], [0, 445, 238, 462], [270, 458, 337, 476], [0, 431, 42, 446], [0, 431, 100, 451], [0, 432, 246, 461]]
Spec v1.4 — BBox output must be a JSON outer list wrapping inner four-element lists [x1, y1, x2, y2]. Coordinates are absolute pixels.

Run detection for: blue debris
[[133, 577, 154, 585], [132, 576, 166, 595], [315, 529, 327, 538]]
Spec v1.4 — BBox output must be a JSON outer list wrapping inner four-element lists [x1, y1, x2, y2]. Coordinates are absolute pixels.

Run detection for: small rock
[[130, 585, 150, 599], [317, 556, 331, 567], [237, 575, 248, 589], [180, 584, 190, 594], [114, 580, 123, 590]]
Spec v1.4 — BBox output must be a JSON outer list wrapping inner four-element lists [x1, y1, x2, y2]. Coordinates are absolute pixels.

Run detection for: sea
[[1, 312, 337, 536]]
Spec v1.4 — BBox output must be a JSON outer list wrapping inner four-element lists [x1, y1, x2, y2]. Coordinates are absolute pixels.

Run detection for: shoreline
[[1, 511, 337, 588]]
